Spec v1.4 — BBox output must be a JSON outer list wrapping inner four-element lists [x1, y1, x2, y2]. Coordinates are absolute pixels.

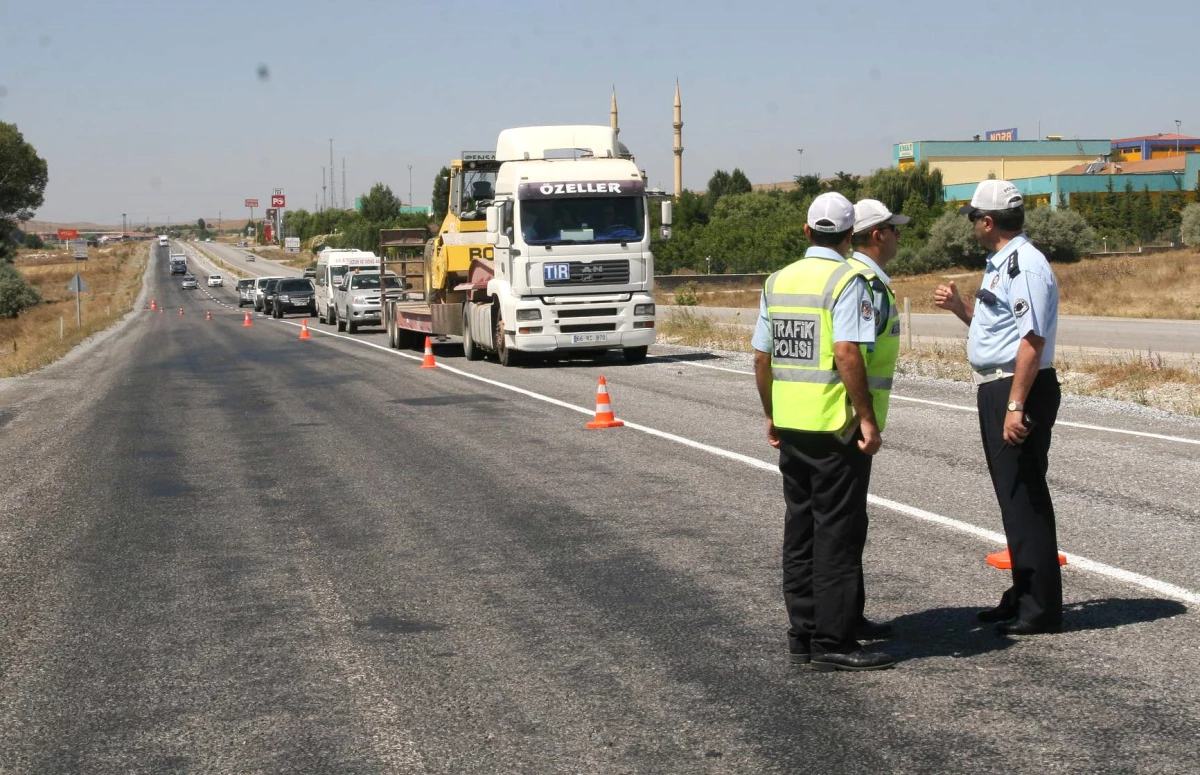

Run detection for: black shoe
[[854, 618, 894, 640], [996, 619, 1061, 636], [787, 640, 811, 664], [976, 605, 1018, 623], [810, 649, 896, 672]]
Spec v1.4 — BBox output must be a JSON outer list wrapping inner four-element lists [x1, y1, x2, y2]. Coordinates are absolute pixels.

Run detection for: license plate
[[572, 333, 608, 344]]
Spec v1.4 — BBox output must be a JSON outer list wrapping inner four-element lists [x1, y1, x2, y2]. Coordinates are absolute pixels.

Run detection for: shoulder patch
[[860, 299, 874, 321], [1013, 298, 1029, 318], [989, 273, 999, 290], [1007, 250, 1021, 278]]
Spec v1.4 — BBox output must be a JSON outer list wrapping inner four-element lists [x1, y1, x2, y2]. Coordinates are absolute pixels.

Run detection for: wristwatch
[[1006, 400, 1024, 412]]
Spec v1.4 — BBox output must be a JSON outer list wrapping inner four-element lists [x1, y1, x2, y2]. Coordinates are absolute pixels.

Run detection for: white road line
[[282, 323, 1200, 607], [654, 356, 1200, 446]]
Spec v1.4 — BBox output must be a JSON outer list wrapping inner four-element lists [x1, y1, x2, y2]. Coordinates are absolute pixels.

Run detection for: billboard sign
[[986, 127, 1018, 142], [284, 237, 301, 253], [57, 228, 79, 239], [266, 208, 277, 220], [271, 194, 286, 208], [897, 142, 915, 160], [245, 199, 259, 207]]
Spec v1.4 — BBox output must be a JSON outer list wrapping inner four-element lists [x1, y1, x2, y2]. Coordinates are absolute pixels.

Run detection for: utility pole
[[322, 167, 327, 212], [1175, 119, 1182, 155], [329, 139, 335, 209], [218, 211, 222, 233], [408, 164, 413, 208], [797, 148, 804, 179], [342, 157, 346, 212]]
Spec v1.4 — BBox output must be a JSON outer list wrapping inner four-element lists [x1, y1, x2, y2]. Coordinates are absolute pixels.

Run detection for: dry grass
[[0, 243, 149, 377], [657, 307, 754, 353], [657, 250, 1200, 320]]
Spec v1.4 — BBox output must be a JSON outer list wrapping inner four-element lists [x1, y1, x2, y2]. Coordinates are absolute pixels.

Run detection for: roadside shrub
[[1181, 203, 1200, 249], [920, 210, 987, 267], [888, 245, 953, 277], [673, 280, 698, 306], [0, 261, 43, 317], [1024, 207, 1097, 262]]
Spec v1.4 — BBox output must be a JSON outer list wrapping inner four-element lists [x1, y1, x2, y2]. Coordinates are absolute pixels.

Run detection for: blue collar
[[804, 246, 848, 262], [987, 233, 1029, 269], [851, 251, 891, 286]]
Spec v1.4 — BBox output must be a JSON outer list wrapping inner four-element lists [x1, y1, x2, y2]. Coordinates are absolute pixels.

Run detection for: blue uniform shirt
[[752, 247, 875, 352], [967, 234, 1058, 370], [850, 251, 894, 351]]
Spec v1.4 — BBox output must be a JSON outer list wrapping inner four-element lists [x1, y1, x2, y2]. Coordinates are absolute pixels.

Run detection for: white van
[[313, 248, 381, 325], [158, 235, 169, 247]]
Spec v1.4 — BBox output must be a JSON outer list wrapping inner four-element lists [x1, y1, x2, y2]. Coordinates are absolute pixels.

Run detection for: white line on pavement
[[280, 321, 1200, 607]]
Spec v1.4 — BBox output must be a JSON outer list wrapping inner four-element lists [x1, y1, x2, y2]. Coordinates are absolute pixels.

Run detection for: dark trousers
[[977, 369, 1063, 627], [779, 429, 871, 655]]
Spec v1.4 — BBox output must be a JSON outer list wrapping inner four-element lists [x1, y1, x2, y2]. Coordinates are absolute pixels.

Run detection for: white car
[[207, 275, 223, 287]]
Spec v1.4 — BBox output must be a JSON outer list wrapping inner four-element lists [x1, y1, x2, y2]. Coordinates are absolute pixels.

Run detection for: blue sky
[[4, 0, 1199, 225]]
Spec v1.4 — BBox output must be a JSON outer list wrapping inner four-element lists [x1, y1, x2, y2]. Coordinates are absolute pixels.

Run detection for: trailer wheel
[[494, 307, 520, 367], [463, 305, 483, 361]]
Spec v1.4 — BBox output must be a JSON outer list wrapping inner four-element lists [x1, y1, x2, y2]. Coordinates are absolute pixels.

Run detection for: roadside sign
[[245, 199, 259, 207], [271, 194, 286, 208], [273, 188, 283, 195], [284, 237, 300, 253], [73, 243, 89, 260], [266, 208, 277, 219], [67, 274, 89, 292], [58, 228, 79, 240]]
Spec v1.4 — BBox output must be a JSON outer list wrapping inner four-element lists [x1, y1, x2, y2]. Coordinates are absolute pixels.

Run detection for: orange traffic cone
[[243, 311, 253, 327], [179, 307, 184, 316], [299, 319, 311, 340], [420, 336, 437, 369], [585, 376, 624, 429], [986, 547, 1067, 569], [150, 299, 157, 311], [205, 310, 212, 321]]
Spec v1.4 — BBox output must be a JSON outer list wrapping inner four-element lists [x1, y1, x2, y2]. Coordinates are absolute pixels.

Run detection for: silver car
[[253, 276, 283, 311], [236, 278, 256, 307], [333, 271, 401, 333]]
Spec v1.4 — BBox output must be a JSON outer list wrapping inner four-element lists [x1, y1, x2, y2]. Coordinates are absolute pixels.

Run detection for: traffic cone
[[179, 307, 184, 316], [159, 306, 164, 314], [205, 310, 212, 321], [986, 547, 1067, 569], [150, 299, 157, 311], [243, 311, 253, 327], [299, 319, 311, 340], [420, 336, 437, 369], [585, 376, 624, 429]]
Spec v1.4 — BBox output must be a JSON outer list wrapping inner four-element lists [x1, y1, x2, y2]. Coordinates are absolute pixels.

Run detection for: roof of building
[[1111, 133, 1199, 145], [1057, 156, 1187, 175]]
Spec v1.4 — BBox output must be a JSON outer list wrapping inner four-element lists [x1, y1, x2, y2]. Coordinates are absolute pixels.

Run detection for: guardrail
[[655, 273, 768, 291]]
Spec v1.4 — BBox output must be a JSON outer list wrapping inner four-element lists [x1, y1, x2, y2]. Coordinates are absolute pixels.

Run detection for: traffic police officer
[[933, 180, 1063, 635], [752, 192, 896, 672], [847, 199, 909, 639]]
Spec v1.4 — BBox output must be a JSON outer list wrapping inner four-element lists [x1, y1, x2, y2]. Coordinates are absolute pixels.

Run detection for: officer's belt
[[971, 365, 1015, 385]]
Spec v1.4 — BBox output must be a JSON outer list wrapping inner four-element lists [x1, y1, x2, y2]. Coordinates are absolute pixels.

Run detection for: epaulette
[[1007, 250, 1020, 278]]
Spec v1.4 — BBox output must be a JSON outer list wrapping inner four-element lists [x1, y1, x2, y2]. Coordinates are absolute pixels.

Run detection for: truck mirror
[[661, 200, 673, 227], [486, 205, 499, 234]]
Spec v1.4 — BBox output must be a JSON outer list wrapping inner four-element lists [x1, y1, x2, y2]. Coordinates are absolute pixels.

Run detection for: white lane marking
[[282, 323, 1200, 607], [653, 356, 1200, 447]]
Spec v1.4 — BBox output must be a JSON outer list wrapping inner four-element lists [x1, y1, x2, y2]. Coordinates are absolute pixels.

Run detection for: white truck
[[313, 248, 382, 326], [381, 125, 671, 365], [158, 235, 169, 247]]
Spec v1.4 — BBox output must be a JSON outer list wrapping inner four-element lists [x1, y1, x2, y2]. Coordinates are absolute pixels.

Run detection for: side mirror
[[486, 205, 499, 234], [661, 200, 673, 227]]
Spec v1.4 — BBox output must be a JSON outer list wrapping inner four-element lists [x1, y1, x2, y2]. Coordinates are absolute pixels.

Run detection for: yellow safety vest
[[848, 255, 900, 430], [765, 258, 863, 432]]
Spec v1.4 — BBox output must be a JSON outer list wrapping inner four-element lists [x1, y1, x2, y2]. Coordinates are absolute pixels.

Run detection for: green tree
[[0, 122, 49, 263], [0, 260, 42, 317], [825, 171, 862, 200], [197, 218, 206, 231], [432, 167, 451, 223], [792, 173, 823, 198], [358, 183, 401, 222], [689, 192, 808, 273], [1024, 207, 1097, 262], [920, 210, 985, 267], [705, 168, 753, 208], [1180, 203, 1200, 248], [23, 232, 43, 249]]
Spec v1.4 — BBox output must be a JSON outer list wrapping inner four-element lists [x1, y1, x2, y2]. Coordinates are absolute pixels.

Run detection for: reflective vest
[[847, 256, 899, 430], [765, 259, 863, 432]]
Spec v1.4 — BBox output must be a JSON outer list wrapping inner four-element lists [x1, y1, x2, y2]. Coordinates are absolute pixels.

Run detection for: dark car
[[261, 277, 283, 315], [272, 277, 316, 318]]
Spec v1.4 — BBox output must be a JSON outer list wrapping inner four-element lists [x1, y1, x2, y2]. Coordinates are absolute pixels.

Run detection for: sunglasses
[[968, 211, 991, 223]]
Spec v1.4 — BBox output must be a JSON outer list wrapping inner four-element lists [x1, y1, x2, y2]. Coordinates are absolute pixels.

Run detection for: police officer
[[847, 199, 910, 639], [752, 192, 896, 672], [933, 179, 1063, 635]]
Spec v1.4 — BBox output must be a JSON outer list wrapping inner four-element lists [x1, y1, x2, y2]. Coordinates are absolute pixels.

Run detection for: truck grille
[[544, 260, 630, 286], [557, 307, 617, 318], [561, 323, 618, 333]]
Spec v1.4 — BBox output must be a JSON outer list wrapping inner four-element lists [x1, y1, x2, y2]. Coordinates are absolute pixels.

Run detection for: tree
[[0, 261, 42, 317], [358, 183, 401, 222], [432, 167, 451, 223], [792, 173, 823, 198], [920, 210, 985, 267], [1024, 207, 1097, 262], [24, 232, 43, 248], [197, 218, 206, 231], [705, 168, 752, 208], [1180, 203, 1200, 248], [0, 122, 49, 263]]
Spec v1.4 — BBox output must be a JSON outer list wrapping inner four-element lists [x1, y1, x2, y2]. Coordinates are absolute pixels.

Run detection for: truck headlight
[[634, 303, 655, 316], [516, 309, 541, 321], [352, 295, 368, 304]]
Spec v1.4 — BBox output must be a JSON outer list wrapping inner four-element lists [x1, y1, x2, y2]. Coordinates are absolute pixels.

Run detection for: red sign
[[264, 224, 274, 243], [245, 199, 259, 208], [271, 194, 286, 208], [57, 229, 79, 239]]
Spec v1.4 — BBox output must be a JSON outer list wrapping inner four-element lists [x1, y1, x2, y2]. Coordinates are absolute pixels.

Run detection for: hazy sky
[[4, 0, 1199, 225]]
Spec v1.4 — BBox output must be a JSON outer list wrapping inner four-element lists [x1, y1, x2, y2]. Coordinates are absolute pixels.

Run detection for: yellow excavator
[[423, 152, 502, 303]]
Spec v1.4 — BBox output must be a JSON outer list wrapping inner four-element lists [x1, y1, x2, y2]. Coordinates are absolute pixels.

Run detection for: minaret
[[611, 86, 619, 140], [673, 80, 684, 196]]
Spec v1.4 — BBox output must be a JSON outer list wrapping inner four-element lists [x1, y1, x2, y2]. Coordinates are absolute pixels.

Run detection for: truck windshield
[[520, 197, 644, 245]]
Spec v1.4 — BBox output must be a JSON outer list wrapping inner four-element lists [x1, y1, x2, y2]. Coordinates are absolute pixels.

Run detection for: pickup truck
[[331, 270, 401, 333]]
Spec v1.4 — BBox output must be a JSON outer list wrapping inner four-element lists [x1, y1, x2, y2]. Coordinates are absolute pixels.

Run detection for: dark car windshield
[[264, 279, 280, 291], [278, 279, 313, 292]]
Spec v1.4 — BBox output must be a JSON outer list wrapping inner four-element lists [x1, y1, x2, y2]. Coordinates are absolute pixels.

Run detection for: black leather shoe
[[996, 619, 1061, 636], [976, 605, 1018, 623], [810, 649, 896, 672], [854, 618, 894, 640]]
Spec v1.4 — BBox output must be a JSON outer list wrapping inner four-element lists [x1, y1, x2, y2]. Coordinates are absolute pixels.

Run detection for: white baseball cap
[[807, 192, 855, 233], [853, 199, 911, 234], [959, 179, 1024, 215]]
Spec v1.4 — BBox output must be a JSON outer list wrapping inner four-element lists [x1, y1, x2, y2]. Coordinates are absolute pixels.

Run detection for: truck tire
[[336, 308, 346, 332], [346, 313, 358, 334], [494, 307, 520, 367], [623, 346, 649, 364], [463, 305, 483, 361]]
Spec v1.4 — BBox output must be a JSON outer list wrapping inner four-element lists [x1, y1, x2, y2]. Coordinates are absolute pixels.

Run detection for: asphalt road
[[0, 242, 1197, 773], [672, 306, 1200, 356]]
